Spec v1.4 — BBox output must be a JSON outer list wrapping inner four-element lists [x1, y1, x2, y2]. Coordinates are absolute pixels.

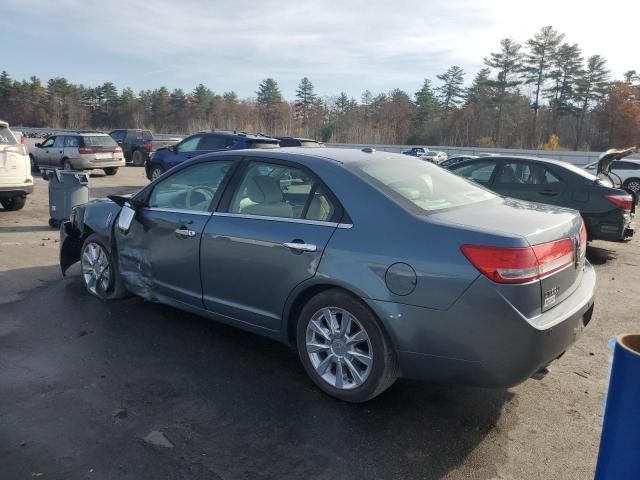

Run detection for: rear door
[[116, 159, 236, 307], [493, 159, 567, 205], [200, 158, 342, 331]]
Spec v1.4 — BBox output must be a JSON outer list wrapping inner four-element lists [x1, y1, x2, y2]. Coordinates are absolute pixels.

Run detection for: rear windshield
[[356, 157, 496, 213], [81, 136, 118, 147], [247, 140, 279, 149], [0, 126, 18, 145], [126, 130, 152, 140], [562, 162, 598, 181]]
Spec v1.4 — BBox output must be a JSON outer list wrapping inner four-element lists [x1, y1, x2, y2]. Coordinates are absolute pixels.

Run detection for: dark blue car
[[145, 131, 279, 180]]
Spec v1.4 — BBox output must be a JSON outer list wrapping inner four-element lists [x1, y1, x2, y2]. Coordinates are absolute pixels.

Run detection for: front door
[[200, 159, 341, 331], [36, 137, 55, 166], [50, 136, 66, 166], [115, 160, 235, 307]]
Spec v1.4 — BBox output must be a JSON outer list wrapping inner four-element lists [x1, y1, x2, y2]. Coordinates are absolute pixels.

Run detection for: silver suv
[[30, 132, 125, 175]]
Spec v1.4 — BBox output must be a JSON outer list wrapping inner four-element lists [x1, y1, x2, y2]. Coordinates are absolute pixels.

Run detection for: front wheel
[[149, 164, 165, 181], [81, 234, 129, 300], [104, 167, 118, 176], [1, 196, 27, 211], [296, 289, 399, 403]]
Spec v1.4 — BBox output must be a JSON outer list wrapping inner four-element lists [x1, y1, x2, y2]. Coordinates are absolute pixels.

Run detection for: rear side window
[[357, 158, 496, 213], [198, 134, 234, 150], [110, 130, 125, 142], [64, 136, 80, 147], [246, 140, 279, 149], [453, 161, 498, 184], [495, 162, 561, 185], [81, 136, 118, 147], [0, 126, 17, 145]]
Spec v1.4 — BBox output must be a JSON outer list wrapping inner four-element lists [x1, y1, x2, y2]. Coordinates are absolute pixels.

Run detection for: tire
[[131, 150, 145, 167], [48, 218, 61, 229], [296, 289, 399, 403], [29, 154, 39, 171], [80, 234, 129, 300], [104, 167, 118, 176], [623, 178, 640, 201], [62, 159, 73, 170], [1, 196, 27, 211], [149, 164, 165, 181]]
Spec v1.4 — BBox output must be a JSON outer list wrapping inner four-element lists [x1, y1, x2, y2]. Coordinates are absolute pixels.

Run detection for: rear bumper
[[367, 262, 597, 388], [0, 184, 34, 198], [584, 209, 635, 241], [71, 156, 126, 169]]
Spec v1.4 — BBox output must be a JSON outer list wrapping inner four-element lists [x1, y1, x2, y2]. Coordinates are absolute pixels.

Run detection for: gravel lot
[[0, 165, 638, 479]]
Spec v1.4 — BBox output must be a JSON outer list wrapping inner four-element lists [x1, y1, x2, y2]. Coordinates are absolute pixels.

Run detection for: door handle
[[175, 228, 196, 238], [539, 190, 559, 196], [283, 241, 317, 252]]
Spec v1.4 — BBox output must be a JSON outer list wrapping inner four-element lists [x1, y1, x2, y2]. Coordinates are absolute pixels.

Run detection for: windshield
[[562, 162, 598, 180], [82, 135, 118, 147], [0, 126, 18, 145], [356, 157, 496, 213]]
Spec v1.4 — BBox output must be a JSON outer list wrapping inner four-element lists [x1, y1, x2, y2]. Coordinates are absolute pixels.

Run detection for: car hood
[[597, 147, 635, 175]]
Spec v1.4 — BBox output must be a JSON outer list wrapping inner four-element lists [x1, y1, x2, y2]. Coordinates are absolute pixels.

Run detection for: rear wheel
[[296, 289, 399, 403], [80, 234, 129, 300], [104, 167, 118, 176], [150, 164, 165, 181], [623, 178, 640, 201], [1, 196, 27, 211], [131, 150, 145, 167]]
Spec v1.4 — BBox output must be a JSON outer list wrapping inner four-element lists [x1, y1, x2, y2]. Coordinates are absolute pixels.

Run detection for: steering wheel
[[185, 185, 216, 210]]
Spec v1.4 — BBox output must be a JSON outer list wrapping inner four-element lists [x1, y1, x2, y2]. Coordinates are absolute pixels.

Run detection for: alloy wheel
[[151, 168, 163, 180], [81, 242, 111, 295], [305, 307, 373, 390]]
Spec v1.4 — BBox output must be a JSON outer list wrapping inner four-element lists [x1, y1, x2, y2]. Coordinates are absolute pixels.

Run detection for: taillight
[[114, 146, 123, 153], [462, 238, 574, 284], [578, 222, 587, 259], [144, 140, 152, 152], [605, 193, 633, 211], [78, 147, 94, 154]]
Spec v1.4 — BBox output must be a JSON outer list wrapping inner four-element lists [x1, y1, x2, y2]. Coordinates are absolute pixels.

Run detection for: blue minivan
[[145, 131, 279, 180]]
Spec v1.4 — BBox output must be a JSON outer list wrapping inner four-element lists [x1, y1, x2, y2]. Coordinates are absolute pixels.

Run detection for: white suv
[[0, 120, 33, 211], [585, 158, 640, 195]]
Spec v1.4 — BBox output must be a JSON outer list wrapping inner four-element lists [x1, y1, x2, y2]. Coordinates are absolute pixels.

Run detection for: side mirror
[[117, 204, 136, 234], [35, 143, 41, 148]]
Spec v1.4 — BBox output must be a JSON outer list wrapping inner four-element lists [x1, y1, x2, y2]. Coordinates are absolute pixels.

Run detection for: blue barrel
[[595, 334, 640, 479]]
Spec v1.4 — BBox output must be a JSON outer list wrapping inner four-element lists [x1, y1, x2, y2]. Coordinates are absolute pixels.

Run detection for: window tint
[[495, 162, 560, 185], [229, 161, 334, 221], [110, 130, 125, 142], [82, 136, 117, 147], [40, 138, 54, 148], [176, 135, 202, 153], [149, 161, 233, 212], [125, 130, 152, 140], [0, 126, 17, 145], [64, 136, 80, 147], [358, 158, 496, 213], [453, 161, 497, 184], [53, 136, 65, 148], [198, 134, 233, 150]]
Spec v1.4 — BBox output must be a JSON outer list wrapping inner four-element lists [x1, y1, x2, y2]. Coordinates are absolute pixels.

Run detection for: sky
[[1, 0, 637, 100]]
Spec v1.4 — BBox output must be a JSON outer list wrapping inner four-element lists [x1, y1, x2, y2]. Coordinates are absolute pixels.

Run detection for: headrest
[[247, 176, 283, 204]]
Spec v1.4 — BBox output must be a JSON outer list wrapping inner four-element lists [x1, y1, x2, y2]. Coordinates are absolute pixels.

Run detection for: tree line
[[1, 25, 639, 150]]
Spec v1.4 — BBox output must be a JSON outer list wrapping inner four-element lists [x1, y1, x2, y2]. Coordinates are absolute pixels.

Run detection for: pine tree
[[436, 66, 465, 110], [465, 68, 493, 105], [574, 55, 610, 149], [484, 38, 522, 145], [256, 78, 283, 133], [522, 26, 565, 146], [294, 77, 316, 133], [546, 43, 582, 135]]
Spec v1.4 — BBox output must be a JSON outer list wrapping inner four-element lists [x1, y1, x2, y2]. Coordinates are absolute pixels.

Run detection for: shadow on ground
[[0, 266, 513, 480], [587, 244, 617, 265]]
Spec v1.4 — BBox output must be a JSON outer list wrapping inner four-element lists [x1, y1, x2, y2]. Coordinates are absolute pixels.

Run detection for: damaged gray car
[[60, 148, 596, 402]]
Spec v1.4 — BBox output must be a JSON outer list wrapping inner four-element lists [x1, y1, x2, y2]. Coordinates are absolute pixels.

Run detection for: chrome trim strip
[[213, 211, 353, 229], [337, 223, 353, 229], [146, 207, 212, 216]]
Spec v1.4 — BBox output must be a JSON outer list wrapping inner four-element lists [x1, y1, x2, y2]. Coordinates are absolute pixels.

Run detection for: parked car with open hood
[[447, 155, 635, 241], [145, 130, 279, 180], [0, 120, 33, 211], [30, 132, 125, 175], [60, 148, 595, 402]]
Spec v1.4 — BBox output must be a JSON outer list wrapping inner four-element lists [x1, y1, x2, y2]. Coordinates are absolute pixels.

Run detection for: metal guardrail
[[325, 143, 640, 166]]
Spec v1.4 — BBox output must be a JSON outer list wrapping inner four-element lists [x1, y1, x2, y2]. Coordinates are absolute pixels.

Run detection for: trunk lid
[[431, 197, 585, 313]]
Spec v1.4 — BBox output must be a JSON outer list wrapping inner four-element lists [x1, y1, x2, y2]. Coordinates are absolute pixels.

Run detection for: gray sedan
[[60, 148, 596, 402]]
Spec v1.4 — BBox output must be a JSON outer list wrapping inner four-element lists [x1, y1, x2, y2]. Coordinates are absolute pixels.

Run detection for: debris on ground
[[112, 408, 128, 419], [143, 430, 174, 449]]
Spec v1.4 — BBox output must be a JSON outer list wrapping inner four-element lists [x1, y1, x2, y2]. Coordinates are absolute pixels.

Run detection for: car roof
[[195, 130, 278, 141]]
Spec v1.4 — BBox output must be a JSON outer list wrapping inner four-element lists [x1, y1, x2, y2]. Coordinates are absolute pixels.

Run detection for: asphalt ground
[[1, 165, 638, 480]]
